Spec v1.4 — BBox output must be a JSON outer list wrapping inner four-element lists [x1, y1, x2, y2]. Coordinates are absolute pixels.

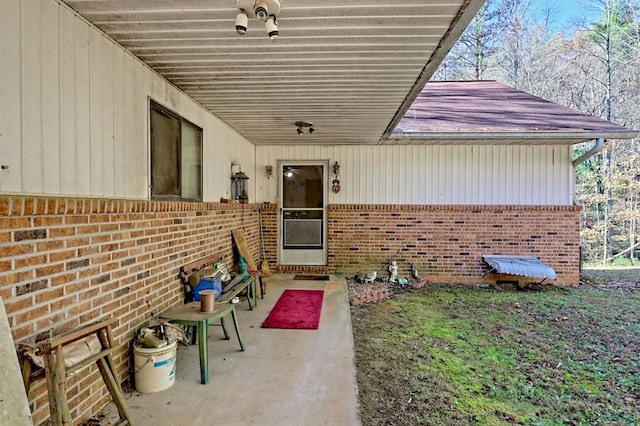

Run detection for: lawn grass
[[351, 270, 639, 425]]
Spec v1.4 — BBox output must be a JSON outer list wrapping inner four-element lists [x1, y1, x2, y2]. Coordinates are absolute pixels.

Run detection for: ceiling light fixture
[[254, 1, 268, 21], [235, 11, 248, 35], [235, 0, 281, 39], [295, 121, 314, 136], [265, 15, 278, 39]]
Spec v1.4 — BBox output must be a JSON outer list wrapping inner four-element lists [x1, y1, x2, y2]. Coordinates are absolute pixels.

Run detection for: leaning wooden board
[[232, 228, 257, 271], [0, 297, 34, 425]]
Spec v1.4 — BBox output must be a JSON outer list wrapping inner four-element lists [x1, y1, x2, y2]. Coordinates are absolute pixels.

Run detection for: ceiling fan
[[283, 166, 303, 178]]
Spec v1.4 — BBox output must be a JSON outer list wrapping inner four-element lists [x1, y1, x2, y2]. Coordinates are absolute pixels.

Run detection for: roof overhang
[[386, 130, 639, 145], [390, 80, 638, 145]]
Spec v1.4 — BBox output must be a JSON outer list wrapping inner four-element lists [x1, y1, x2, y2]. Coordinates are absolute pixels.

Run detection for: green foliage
[[352, 282, 640, 425]]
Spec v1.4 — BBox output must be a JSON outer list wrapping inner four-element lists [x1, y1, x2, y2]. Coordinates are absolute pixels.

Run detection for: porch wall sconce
[[230, 162, 249, 203], [235, 0, 281, 40], [295, 121, 314, 136], [332, 161, 341, 193], [265, 165, 273, 179]]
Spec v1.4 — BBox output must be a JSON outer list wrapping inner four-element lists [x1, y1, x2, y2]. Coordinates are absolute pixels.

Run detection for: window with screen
[[150, 101, 202, 201]]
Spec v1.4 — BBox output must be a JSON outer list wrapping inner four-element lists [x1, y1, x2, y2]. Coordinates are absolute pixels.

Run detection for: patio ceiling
[[59, 0, 484, 146]]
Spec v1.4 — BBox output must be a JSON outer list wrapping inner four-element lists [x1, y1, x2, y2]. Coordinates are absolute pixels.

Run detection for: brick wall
[[1, 198, 581, 422], [260, 203, 580, 285], [260, 203, 278, 271], [327, 204, 581, 285], [0, 196, 260, 425]]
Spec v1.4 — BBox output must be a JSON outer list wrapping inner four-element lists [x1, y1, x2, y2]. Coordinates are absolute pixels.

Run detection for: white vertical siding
[[255, 144, 575, 205], [21, 0, 44, 193], [101, 34, 115, 197], [59, 8, 76, 195], [89, 27, 104, 195], [41, 0, 61, 194], [112, 46, 126, 196], [0, 0, 254, 200], [74, 17, 92, 195], [0, 0, 22, 193]]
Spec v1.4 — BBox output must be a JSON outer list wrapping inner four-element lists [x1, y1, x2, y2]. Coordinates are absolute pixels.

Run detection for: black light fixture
[[230, 162, 249, 203], [295, 121, 314, 136]]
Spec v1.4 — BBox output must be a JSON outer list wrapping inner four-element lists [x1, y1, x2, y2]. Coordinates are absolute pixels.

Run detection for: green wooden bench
[[180, 253, 258, 309], [217, 273, 258, 310]]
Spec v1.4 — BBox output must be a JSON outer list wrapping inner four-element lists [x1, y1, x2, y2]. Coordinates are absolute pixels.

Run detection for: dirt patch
[[347, 277, 429, 305], [346, 277, 393, 305]]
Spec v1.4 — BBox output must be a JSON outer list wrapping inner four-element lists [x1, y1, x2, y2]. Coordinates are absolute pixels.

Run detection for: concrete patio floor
[[127, 274, 361, 426]]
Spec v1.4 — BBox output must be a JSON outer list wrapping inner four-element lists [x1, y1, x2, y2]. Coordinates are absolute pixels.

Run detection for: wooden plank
[[96, 357, 134, 426], [232, 228, 257, 271], [217, 275, 256, 309], [41, 319, 116, 352], [179, 253, 223, 283], [0, 298, 33, 425], [65, 348, 114, 376]]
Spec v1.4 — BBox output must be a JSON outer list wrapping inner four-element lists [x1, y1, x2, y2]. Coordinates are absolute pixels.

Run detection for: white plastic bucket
[[133, 340, 177, 393]]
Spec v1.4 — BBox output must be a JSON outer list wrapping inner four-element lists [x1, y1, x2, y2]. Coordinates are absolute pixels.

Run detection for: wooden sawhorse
[[37, 319, 133, 426]]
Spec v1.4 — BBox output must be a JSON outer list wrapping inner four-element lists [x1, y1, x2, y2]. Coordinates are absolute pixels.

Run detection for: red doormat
[[262, 289, 324, 329]]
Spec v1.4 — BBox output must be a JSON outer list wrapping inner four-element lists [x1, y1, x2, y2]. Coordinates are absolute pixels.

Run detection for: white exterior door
[[279, 161, 328, 265]]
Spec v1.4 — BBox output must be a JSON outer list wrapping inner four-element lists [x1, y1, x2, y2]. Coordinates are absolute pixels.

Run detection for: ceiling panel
[[61, 0, 482, 145]]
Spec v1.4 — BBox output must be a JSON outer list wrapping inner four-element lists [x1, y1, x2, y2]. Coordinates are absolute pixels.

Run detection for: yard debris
[[137, 328, 167, 348], [411, 264, 419, 280], [348, 275, 392, 305], [397, 278, 409, 286], [135, 321, 187, 348]]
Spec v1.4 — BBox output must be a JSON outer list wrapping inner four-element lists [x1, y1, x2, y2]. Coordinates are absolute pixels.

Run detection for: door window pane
[[282, 165, 323, 208]]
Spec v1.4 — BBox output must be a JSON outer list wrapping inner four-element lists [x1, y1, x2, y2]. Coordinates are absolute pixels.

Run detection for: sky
[[531, 0, 603, 34]]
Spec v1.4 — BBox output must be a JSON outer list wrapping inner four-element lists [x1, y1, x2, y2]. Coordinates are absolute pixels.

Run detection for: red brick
[[15, 254, 48, 269], [49, 226, 76, 237], [14, 304, 49, 324], [50, 249, 78, 262], [36, 239, 65, 252]]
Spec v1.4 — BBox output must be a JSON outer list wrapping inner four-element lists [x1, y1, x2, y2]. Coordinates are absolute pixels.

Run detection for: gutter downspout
[[573, 137, 605, 168], [572, 137, 605, 205]]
